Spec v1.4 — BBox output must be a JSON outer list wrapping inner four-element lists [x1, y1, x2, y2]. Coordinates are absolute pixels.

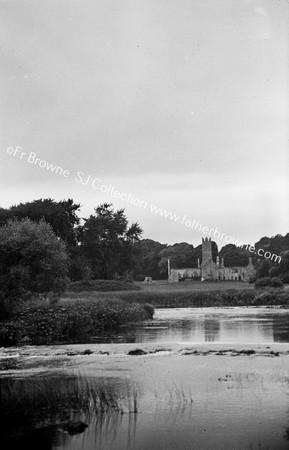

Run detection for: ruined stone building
[[168, 237, 256, 282]]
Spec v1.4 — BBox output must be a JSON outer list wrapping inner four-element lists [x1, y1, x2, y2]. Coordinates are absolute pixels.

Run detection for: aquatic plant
[[0, 374, 140, 441]]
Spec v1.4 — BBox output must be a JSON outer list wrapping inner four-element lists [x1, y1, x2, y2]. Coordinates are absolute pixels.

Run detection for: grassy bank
[[67, 288, 289, 308], [0, 298, 154, 346]]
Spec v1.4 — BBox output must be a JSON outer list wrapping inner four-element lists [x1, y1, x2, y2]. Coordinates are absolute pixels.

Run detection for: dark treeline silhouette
[[0, 199, 288, 282]]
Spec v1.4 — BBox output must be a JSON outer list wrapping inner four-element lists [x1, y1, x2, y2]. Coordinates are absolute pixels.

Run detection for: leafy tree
[[134, 239, 167, 280], [256, 260, 272, 279], [1, 198, 81, 246], [80, 204, 142, 279], [0, 219, 69, 313], [158, 242, 196, 274], [269, 252, 289, 283], [255, 233, 289, 261], [254, 277, 283, 289], [219, 244, 250, 266]]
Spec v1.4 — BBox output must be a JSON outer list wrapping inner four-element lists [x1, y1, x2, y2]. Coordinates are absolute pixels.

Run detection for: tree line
[[0, 198, 288, 294]]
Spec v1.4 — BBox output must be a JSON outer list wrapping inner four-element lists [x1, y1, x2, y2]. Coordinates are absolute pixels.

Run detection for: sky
[[0, 0, 288, 248]]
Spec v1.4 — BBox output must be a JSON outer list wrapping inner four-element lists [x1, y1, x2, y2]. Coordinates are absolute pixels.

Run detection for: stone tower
[[202, 237, 212, 263]]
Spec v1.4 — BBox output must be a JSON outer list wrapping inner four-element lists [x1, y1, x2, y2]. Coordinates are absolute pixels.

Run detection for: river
[[1, 306, 289, 450]]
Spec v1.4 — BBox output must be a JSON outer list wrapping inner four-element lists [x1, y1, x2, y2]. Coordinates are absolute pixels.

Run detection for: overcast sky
[[0, 0, 288, 247]]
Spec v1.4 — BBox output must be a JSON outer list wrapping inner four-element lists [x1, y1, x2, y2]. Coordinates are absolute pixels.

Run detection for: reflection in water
[[3, 308, 289, 449], [0, 375, 141, 450], [204, 319, 220, 342], [117, 307, 289, 345], [1, 427, 70, 450]]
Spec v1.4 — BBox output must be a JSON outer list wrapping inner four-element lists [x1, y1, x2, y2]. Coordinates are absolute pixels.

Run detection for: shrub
[[248, 276, 256, 284], [68, 255, 92, 281], [134, 274, 146, 282], [142, 303, 155, 319], [270, 277, 283, 288], [252, 291, 277, 305], [0, 219, 69, 311], [280, 272, 289, 284], [254, 277, 272, 288], [254, 277, 283, 289]]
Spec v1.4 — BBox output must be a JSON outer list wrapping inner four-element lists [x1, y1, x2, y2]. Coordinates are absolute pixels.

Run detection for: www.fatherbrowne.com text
[[6, 146, 282, 263]]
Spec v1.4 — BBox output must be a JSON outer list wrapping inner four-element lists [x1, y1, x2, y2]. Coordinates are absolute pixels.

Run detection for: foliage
[[0, 298, 154, 346], [254, 277, 283, 289], [1, 375, 135, 441], [219, 244, 250, 267], [280, 272, 289, 284], [68, 254, 92, 281], [158, 242, 196, 274], [68, 279, 140, 292], [134, 239, 167, 280], [270, 277, 284, 288], [256, 260, 272, 279], [0, 219, 69, 311], [0, 198, 81, 246], [142, 302, 155, 319], [112, 288, 289, 308], [255, 233, 289, 260], [0, 198, 287, 286], [269, 253, 289, 284], [80, 203, 142, 279], [134, 274, 146, 282]]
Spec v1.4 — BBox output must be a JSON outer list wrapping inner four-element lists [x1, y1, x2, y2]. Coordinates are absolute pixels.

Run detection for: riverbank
[[65, 286, 289, 308], [0, 298, 154, 347]]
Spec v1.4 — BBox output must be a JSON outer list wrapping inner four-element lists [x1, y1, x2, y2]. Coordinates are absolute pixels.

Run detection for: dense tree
[[255, 233, 289, 260], [0, 219, 69, 308], [0, 199, 81, 246], [133, 239, 167, 280], [269, 252, 289, 283], [256, 260, 272, 279], [158, 244, 190, 274], [219, 244, 250, 266], [80, 203, 142, 279]]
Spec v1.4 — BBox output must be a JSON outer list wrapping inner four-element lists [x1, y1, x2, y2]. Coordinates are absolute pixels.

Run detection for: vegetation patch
[[113, 288, 289, 308], [68, 279, 140, 292], [0, 375, 138, 443], [0, 298, 154, 346]]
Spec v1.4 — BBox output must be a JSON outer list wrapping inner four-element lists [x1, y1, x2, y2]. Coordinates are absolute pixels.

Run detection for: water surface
[[112, 307, 289, 345]]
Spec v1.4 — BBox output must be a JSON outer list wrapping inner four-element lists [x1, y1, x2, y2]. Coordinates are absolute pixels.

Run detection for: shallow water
[[116, 307, 289, 345], [2, 307, 289, 449], [3, 355, 289, 450]]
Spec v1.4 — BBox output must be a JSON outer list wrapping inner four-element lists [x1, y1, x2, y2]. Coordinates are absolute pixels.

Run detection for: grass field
[[135, 280, 253, 292], [63, 280, 289, 309], [65, 280, 253, 299]]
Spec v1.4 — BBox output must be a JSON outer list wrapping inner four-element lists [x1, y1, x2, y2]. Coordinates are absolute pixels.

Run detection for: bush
[[270, 277, 283, 288], [134, 274, 146, 282], [280, 272, 289, 284], [68, 256, 92, 281], [248, 276, 256, 284], [142, 302, 155, 319], [254, 277, 272, 288], [0, 219, 69, 310], [254, 277, 283, 289], [252, 291, 277, 305]]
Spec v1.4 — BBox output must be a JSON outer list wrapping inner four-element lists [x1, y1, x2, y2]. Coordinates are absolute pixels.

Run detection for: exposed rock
[[82, 349, 93, 355], [128, 349, 147, 355]]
